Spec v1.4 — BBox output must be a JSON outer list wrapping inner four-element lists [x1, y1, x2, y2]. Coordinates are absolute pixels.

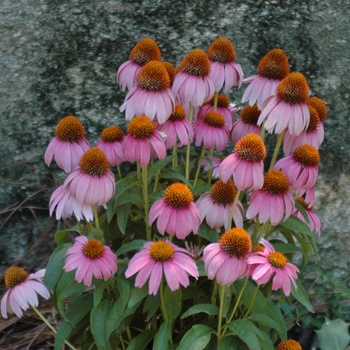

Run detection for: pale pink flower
[[196, 179, 244, 232], [49, 185, 94, 221], [247, 239, 299, 296], [274, 144, 319, 193], [156, 104, 193, 148], [1, 267, 50, 318], [116, 38, 161, 91], [246, 170, 295, 226], [96, 126, 125, 166], [230, 103, 262, 145], [257, 72, 310, 136], [149, 183, 200, 239], [294, 196, 322, 236], [123, 115, 166, 168], [125, 240, 199, 295], [120, 60, 175, 124], [193, 111, 229, 151], [203, 228, 252, 285], [64, 148, 115, 206], [172, 49, 215, 107], [219, 134, 266, 191], [64, 236, 118, 287], [242, 48, 290, 109], [207, 37, 244, 92], [44, 116, 90, 173]]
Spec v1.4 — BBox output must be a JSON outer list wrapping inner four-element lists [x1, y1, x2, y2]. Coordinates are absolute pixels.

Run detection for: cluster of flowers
[[1, 37, 327, 350]]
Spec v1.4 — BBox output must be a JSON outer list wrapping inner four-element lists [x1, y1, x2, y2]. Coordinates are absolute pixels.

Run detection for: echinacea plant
[[3, 36, 329, 350]]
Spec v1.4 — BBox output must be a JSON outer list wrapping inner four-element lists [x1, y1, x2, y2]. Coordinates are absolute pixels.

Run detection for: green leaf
[[316, 318, 350, 350], [247, 313, 281, 333], [177, 325, 213, 350], [88, 227, 105, 242], [197, 223, 219, 242], [116, 276, 131, 316], [143, 294, 160, 321], [226, 319, 262, 350], [291, 279, 314, 312], [280, 215, 313, 237], [147, 155, 173, 179], [273, 242, 302, 254], [116, 201, 133, 234], [159, 172, 192, 188], [116, 239, 146, 256], [153, 322, 172, 350], [181, 303, 219, 319], [127, 330, 155, 350], [163, 285, 182, 322], [56, 270, 86, 301]]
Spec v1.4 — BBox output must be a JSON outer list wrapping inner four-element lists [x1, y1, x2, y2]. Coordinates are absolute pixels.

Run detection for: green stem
[[193, 145, 207, 187], [93, 204, 100, 229], [172, 142, 178, 169], [185, 104, 194, 181], [141, 165, 151, 241], [227, 277, 249, 324], [160, 280, 169, 323], [117, 165, 122, 179], [207, 148, 214, 184], [260, 120, 266, 141], [153, 169, 161, 194], [243, 284, 260, 318], [225, 190, 241, 231], [268, 130, 285, 171], [31, 305, 77, 350], [217, 285, 226, 350], [126, 326, 132, 342], [213, 92, 219, 112]]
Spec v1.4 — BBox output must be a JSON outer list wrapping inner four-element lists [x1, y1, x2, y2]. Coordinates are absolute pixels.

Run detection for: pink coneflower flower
[[64, 236, 118, 287], [196, 179, 244, 232], [1, 267, 50, 318], [230, 103, 262, 145], [246, 170, 295, 226], [257, 72, 310, 136], [274, 144, 320, 193], [117, 38, 161, 91], [242, 49, 290, 109], [125, 240, 199, 295], [64, 148, 115, 205], [149, 183, 200, 239], [202, 156, 221, 179], [283, 105, 324, 155], [294, 196, 321, 236], [184, 242, 205, 260], [123, 115, 166, 168], [120, 60, 175, 124], [276, 339, 302, 350], [219, 134, 266, 191], [96, 126, 125, 166], [172, 49, 215, 107], [49, 185, 94, 221], [247, 239, 299, 296], [197, 94, 238, 131], [203, 228, 252, 285], [156, 104, 193, 149], [193, 111, 229, 151], [44, 116, 90, 173], [207, 37, 244, 92]]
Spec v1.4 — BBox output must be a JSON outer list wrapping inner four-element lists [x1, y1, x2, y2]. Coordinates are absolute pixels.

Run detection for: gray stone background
[[1, 0, 349, 318]]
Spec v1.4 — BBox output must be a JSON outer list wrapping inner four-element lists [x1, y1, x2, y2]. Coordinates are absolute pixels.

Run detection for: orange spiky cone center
[[203, 111, 225, 128], [100, 126, 124, 142], [268, 251, 287, 268], [240, 103, 261, 125], [219, 228, 252, 257], [129, 38, 161, 66], [5, 266, 29, 288], [306, 106, 320, 133], [277, 72, 309, 105], [149, 241, 175, 261], [137, 60, 170, 91], [127, 115, 155, 139], [293, 144, 320, 166], [257, 48, 290, 80], [295, 196, 314, 210], [235, 134, 266, 162], [79, 148, 110, 176], [207, 37, 236, 63], [263, 170, 290, 195], [55, 116, 85, 142], [308, 96, 327, 122], [161, 61, 175, 86], [83, 239, 104, 259], [178, 49, 211, 76], [164, 183, 193, 209], [210, 179, 236, 205], [169, 104, 186, 121], [275, 339, 302, 350], [206, 94, 230, 108]]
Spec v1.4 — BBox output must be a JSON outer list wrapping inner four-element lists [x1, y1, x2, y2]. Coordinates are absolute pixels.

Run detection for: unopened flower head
[[117, 38, 161, 91], [242, 48, 290, 108], [120, 60, 175, 124], [123, 115, 166, 167], [246, 170, 295, 225], [96, 126, 125, 166], [64, 236, 118, 287], [196, 179, 244, 231], [219, 133, 266, 191], [275, 339, 302, 350], [149, 183, 200, 239], [294, 196, 321, 236], [125, 240, 199, 295], [63, 147, 115, 206], [1, 267, 50, 319], [203, 228, 252, 285], [231, 103, 262, 145], [44, 116, 90, 173], [207, 37, 244, 92], [172, 49, 215, 107]]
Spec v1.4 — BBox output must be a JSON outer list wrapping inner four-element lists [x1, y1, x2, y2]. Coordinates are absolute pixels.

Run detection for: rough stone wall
[[1, 0, 349, 311]]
